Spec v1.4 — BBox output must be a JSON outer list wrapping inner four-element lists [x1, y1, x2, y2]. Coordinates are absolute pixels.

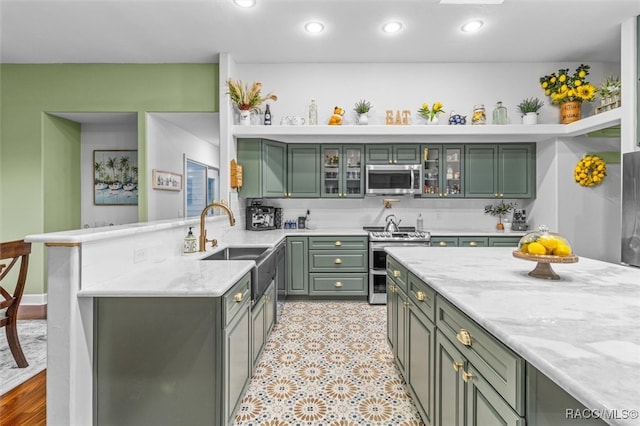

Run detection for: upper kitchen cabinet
[[321, 144, 364, 198], [421, 144, 465, 198], [464, 144, 536, 199], [238, 138, 287, 198], [287, 144, 321, 198], [366, 144, 421, 164]]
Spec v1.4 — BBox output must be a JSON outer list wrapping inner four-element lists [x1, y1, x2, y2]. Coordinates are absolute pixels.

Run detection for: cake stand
[[512, 251, 579, 280]]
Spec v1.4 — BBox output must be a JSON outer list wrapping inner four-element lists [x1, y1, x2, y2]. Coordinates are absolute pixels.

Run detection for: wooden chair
[[0, 240, 32, 368]]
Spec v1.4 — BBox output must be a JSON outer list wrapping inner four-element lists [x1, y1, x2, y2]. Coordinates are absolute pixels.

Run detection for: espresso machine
[[246, 200, 282, 231], [512, 209, 529, 231]]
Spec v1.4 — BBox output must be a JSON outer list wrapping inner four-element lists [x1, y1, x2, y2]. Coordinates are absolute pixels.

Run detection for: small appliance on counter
[[512, 209, 529, 231], [246, 200, 281, 231]]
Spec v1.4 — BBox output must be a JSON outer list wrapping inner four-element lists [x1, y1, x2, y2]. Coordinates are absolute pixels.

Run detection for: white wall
[[147, 113, 220, 221], [81, 122, 138, 227]]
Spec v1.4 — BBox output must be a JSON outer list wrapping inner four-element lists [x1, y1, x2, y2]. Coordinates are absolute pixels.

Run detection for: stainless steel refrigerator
[[622, 151, 640, 267]]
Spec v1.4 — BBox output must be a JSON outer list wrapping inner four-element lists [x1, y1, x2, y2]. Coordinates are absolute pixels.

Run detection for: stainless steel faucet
[[199, 202, 236, 252]]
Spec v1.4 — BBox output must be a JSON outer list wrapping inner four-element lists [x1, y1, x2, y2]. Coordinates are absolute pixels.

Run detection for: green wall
[[0, 64, 219, 295]]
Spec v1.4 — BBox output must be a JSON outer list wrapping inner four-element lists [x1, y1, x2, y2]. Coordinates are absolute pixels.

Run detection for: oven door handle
[[370, 242, 431, 249]]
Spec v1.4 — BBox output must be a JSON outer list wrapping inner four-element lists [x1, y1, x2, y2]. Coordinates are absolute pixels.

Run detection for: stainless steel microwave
[[365, 164, 422, 195]]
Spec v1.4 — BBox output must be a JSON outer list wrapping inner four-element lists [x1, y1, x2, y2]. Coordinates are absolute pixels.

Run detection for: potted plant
[[539, 64, 596, 124], [354, 99, 373, 125], [226, 79, 277, 125], [418, 101, 444, 125], [516, 97, 544, 125], [598, 75, 621, 104], [484, 200, 517, 230]]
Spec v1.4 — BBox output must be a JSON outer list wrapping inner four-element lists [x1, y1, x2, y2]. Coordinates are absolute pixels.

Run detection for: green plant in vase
[[484, 200, 517, 230], [354, 99, 373, 125], [516, 97, 544, 124]]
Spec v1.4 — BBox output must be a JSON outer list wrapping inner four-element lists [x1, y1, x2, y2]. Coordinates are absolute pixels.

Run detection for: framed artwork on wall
[[152, 169, 183, 191], [93, 150, 138, 205]]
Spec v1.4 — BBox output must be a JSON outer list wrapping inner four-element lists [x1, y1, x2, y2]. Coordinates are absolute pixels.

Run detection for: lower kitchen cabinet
[[252, 281, 276, 366], [308, 273, 367, 296], [95, 271, 252, 426], [489, 236, 521, 246], [286, 236, 309, 295], [432, 235, 521, 248]]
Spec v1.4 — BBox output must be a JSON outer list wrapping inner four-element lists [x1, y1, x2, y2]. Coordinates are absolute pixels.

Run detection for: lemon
[[538, 235, 558, 253], [519, 243, 529, 253], [554, 242, 572, 257], [528, 242, 546, 255]]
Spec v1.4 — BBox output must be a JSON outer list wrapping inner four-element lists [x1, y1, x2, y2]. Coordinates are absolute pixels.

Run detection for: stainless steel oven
[[367, 228, 431, 304]]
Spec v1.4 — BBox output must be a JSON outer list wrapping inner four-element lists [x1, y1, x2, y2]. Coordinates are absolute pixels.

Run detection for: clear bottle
[[492, 101, 509, 125], [309, 99, 318, 125], [264, 104, 272, 125], [416, 214, 424, 231], [472, 104, 486, 125]]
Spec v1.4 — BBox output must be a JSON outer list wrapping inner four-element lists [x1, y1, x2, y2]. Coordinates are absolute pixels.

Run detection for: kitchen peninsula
[[386, 246, 640, 426]]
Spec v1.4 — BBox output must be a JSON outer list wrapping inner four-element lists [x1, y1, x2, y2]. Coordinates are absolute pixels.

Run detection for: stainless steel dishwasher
[[274, 239, 286, 321]]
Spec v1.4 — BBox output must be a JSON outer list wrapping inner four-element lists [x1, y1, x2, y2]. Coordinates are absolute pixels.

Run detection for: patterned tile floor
[[233, 301, 424, 426]]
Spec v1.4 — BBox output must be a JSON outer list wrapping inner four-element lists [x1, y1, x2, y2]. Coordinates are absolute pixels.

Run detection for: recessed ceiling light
[[233, 0, 256, 8], [461, 20, 484, 33], [382, 21, 403, 33], [304, 21, 325, 33]]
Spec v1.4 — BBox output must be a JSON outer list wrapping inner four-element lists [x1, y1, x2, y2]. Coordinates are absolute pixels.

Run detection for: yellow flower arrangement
[[540, 64, 597, 105], [574, 155, 606, 187], [418, 101, 444, 121], [226, 79, 277, 112]]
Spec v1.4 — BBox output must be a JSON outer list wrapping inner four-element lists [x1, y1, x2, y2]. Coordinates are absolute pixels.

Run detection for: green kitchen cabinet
[[307, 236, 368, 296], [286, 236, 308, 295], [464, 143, 536, 199], [458, 236, 489, 247], [321, 144, 364, 198], [287, 144, 321, 197], [431, 236, 459, 247], [237, 138, 287, 198], [366, 144, 421, 164], [489, 236, 522, 247], [421, 144, 464, 198], [251, 281, 276, 366]]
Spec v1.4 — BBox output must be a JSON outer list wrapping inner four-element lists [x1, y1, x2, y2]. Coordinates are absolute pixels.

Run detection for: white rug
[[0, 319, 47, 396]]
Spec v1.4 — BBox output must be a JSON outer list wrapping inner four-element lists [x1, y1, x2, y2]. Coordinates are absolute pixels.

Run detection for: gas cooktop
[[364, 226, 431, 242]]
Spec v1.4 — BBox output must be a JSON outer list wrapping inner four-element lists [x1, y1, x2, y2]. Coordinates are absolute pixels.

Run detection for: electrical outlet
[[133, 248, 147, 264]]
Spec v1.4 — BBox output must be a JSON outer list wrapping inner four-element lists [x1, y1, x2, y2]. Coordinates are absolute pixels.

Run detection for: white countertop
[[386, 246, 640, 426]]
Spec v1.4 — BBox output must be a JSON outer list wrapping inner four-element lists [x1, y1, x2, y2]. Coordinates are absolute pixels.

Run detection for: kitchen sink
[[201, 246, 275, 302], [202, 246, 271, 261]]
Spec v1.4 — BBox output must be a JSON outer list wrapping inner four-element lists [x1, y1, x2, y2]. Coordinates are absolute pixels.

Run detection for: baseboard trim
[[17, 304, 47, 320]]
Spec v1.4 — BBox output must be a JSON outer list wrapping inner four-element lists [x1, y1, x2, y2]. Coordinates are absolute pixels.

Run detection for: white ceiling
[[1, 0, 639, 64]]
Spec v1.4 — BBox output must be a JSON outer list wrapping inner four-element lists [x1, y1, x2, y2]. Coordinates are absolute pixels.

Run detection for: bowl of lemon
[[512, 226, 578, 280]]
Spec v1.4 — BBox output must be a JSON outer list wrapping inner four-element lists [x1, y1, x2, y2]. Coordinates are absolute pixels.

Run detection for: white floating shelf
[[232, 108, 622, 143]]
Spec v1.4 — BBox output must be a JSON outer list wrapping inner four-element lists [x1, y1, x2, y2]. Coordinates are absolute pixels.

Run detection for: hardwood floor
[[0, 370, 46, 426]]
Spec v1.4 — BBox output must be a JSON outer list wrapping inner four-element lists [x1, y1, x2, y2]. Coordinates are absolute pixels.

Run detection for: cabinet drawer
[[407, 272, 436, 322], [309, 251, 367, 272], [488, 236, 521, 247], [459, 236, 488, 247], [309, 273, 368, 296], [436, 296, 525, 415], [386, 255, 408, 292], [308, 236, 368, 250], [431, 237, 459, 247], [223, 272, 251, 326]]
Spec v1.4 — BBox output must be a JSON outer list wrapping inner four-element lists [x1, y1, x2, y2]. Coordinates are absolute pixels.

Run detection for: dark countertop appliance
[[246, 202, 281, 231]]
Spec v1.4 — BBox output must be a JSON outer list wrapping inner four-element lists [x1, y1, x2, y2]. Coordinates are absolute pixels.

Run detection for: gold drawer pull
[[335, 281, 343, 288], [462, 370, 474, 383], [456, 328, 472, 346], [403, 301, 410, 308], [469, 241, 477, 247], [388, 284, 396, 293], [334, 258, 342, 264], [439, 241, 447, 247], [335, 241, 342, 247], [414, 291, 426, 301], [393, 270, 401, 278], [234, 292, 244, 303], [453, 361, 464, 372]]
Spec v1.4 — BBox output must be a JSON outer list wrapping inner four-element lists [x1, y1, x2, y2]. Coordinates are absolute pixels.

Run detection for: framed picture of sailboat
[[152, 169, 182, 191], [93, 150, 138, 205]]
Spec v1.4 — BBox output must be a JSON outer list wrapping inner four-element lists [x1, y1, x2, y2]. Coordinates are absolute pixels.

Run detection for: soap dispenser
[[417, 214, 424, 231], [184, 227, 197, 254]]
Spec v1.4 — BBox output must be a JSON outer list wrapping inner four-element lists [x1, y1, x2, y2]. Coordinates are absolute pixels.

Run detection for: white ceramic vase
[[522, 112, 538, 125], [239, 109, 251, 125], [427, 116, 439, 125], [357, 113, 369, 125]]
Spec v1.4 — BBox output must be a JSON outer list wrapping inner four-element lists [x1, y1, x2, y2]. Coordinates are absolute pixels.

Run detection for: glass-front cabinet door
[[421, 144, 464, 198], [322, 144, 364, 198]]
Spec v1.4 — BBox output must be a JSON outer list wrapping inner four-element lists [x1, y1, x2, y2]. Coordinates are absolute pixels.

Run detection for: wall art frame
[[152, 169, 183, 191], [93, 150, 138, 205]]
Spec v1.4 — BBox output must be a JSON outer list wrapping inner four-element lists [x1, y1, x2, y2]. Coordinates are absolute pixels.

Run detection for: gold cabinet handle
[[494, 193, 499, 197], [388, 284, 396, 293], [335, 241, 342, 247], [439, 241, 447, 247], [456, 328, 472, 346], [499, 193, 504, 197], [403, 301, 410, 308], [393, 160, 398, 164], [453, 361, 464, 372], [334, 258, 342, 264], [234, 292, 244, 302], [393, 270, 401, 278], [462, 370, 475, 383], [388, 159, 393, 164], [335, 281, 343, 288], [469, 241, 477, 247], [414, 291, 426, 302]]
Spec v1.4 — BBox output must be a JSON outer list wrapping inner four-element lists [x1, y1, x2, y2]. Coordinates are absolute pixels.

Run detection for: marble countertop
[[386, 246, 640, 426]]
